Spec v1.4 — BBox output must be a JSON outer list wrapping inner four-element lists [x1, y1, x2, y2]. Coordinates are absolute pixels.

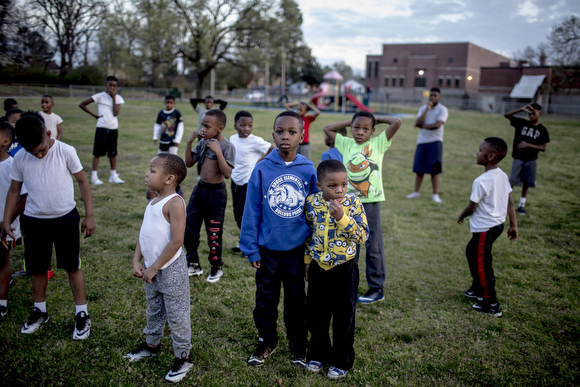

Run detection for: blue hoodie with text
[[240, 149, 318, 263]]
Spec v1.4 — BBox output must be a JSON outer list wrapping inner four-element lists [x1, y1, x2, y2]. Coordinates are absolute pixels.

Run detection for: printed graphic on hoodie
[[267, 174, 307, 218]]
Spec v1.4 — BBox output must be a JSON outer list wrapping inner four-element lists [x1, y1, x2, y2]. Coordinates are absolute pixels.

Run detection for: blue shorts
[[413, 141, 442, 175], [509, 158, 537, 188]]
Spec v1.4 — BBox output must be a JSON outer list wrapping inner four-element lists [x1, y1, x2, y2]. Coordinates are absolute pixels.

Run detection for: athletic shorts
[[93, 127, 118, 158], [297, 142, 311, 160], [509, 158, 537, 188], [413, 141, 442, 175], [20, 208, 81, 275]]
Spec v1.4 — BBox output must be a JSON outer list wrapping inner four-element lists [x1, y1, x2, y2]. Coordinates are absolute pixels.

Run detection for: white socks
[[75, 304, 88, 315], [110, 170, 117, 177], [91, 171, 98, 178], [34, 301, 47, 313], [519, 197, 526, 207]]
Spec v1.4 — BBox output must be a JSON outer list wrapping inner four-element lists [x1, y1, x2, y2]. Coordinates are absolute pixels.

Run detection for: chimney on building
[[540, 55, 547, 66]]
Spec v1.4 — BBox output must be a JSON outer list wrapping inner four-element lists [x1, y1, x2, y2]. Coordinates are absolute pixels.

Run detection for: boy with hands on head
[[304, 159, 369, 379], [126, 154, 193, 383], [458, 137, 518, 317], [323, 112, 402, 304]]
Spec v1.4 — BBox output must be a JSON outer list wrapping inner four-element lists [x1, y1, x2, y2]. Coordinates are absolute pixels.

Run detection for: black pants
[[253, 245, 307, 350], [184, 181, 227, 267], [307, 259, 358, 370], [230, 181, 247, 230], [466, 224, 503, 303]]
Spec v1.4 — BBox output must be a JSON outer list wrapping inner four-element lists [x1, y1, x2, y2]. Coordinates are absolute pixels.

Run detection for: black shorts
[[93, 127, 118, 158], [20, 208, 81, 275], [413, 141, 443, 175]]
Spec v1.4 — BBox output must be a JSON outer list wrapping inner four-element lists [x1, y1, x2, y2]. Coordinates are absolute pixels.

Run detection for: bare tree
[[30, 0, 106, 82], [172, 0, 263, 96], [548, 15, 580, 66]]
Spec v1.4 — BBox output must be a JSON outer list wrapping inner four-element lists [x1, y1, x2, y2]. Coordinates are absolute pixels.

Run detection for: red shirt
[[302, 115, 315, 143]]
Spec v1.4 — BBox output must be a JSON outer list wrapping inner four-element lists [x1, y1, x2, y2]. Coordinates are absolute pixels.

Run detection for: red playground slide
[[346, 93, 374, 113]]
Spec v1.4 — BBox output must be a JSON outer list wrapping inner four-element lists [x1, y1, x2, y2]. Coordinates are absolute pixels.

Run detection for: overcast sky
[[297, 0, 580, 74]]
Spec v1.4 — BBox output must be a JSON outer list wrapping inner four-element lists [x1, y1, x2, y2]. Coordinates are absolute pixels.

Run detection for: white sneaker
[[406, 192, 420, 199], [187, 263, 203, 276], [72, 311, 91, 340], [207, 266, 223, 283], [432, 194, 442, 203], [109, 174, 125, 184], [21, 307, 49, 334], [165, 355, 193, 382], [91, 175, 104, 185]]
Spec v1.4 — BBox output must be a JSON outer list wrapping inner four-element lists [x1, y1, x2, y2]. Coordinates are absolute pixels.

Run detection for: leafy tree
[[548, 15, 580, 66], [29, 0, 107, 82]]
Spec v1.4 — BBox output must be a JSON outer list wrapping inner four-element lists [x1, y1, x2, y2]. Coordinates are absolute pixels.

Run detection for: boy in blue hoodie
[[240, 110, 318, 368]]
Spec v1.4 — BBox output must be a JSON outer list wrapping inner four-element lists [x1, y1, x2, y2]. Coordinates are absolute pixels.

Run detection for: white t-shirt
[[416, 103, 448, 144], [39, 111, 63, 139], [229, 134, 272, 185], [10, 140, 83, 219], [0, 157, 27, 240], [139, 193, 186, 270], [92, 92, 125, 129], [469, 168, 512, 233]]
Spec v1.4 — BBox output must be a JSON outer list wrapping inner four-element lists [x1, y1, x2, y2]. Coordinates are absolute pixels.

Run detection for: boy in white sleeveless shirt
[[125, 153, 193, 383]]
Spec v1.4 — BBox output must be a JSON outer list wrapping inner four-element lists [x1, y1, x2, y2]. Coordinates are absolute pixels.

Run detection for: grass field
[[1, 98, 579, 386]]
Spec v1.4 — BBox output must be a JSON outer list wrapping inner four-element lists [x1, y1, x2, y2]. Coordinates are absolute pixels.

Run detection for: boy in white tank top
[[125, 154, 193, 383]]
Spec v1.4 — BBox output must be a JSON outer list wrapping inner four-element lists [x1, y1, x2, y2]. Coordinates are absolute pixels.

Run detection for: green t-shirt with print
[[334, 133, 391, 203]]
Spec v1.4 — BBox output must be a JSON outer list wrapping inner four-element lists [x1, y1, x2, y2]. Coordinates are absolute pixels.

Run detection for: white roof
[[510, 75, 546, 99]]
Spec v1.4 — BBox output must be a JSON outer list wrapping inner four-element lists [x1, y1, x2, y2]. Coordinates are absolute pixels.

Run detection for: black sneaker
[[230, 246, 242, 254], [357, 288, 384, 304], [165, 354, 193, 382], [21, 307, 49, 334], [464, 287, 483, 302], [248, 338, 276, 367], [207, 266, 223, 283], [291, 348, 307, 368], [124, 342, 161, 362], [73, 311, 91, 340], [517, 206, 526, 215], [472, 301, 502, 317], [0, 305, 7, 319]]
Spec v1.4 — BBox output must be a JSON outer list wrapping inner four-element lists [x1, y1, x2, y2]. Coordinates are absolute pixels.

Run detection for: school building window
[[392, 77, 397, 87], [414, 77, 426, 87], [367, 62, 372, 78], [399, 77, 404, 87], [438, 77, 443, 87], [446, 77, 452, 88], [455, 77, 460, 88], [384, 77, 389, 87], [448, 57, 453, 63], [374, 62, 379, 78], [393, 58, 398, 63]]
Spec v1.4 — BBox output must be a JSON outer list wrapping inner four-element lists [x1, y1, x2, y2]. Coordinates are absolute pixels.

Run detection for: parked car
[[244, 91, 264, 100]]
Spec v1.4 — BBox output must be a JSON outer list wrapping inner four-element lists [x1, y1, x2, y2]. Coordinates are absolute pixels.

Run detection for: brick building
[[365, 42, 509, 93]]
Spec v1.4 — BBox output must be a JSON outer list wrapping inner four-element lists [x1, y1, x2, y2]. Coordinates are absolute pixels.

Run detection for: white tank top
[[139, 193, 186, 270]]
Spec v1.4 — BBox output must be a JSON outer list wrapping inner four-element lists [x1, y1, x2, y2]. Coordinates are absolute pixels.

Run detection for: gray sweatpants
[[355, 201, 385, 289], [143, 253, 192, 358]]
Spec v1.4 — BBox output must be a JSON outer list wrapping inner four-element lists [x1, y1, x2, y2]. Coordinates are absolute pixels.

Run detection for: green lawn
[[2, 98, 579, 386]]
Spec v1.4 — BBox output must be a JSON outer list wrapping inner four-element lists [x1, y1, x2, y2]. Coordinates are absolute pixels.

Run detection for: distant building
[[365, 42, 509, 93]]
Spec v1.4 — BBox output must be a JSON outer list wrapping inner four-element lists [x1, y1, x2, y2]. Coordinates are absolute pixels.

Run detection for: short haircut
[[273, 110, 303, 131], [204, 95, 214, 101], [164, 95, 175, 101], [531, 103, 542, 111], [6, 108, 23, 119], [317, 159, 346, 181], [351, 111, 376, 127], [15, 111, 46, 149], [42, 94, 54, 102], [0, 122, 15, 144], [4, 98, 17, 109], [484, 137, 508, 162], [430, 87, 441, 94], [106, 75, 118, 83], [205, 108, 227, 127], [235, 110, 253, 123], [156, 153, 187, 185]]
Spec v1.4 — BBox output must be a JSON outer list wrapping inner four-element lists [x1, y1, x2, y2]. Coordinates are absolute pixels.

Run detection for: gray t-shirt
[[192, 137, 236, 169]]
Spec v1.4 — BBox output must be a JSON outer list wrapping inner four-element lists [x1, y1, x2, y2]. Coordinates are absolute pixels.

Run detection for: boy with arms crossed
[[2, 111, 95, 339], [184, 109, 235, 282], [304, 159, 369, 379], [503, 103, 549, 215], [0, 123, 27, 318], [229, 110, 274, 253], [240, 110, 318, 368], [323, 112, 402, 304], [40, 95, 63, 140], [125, 154, 192, 383], [79, 75, 125, 185], [458, 137, 518, 317]]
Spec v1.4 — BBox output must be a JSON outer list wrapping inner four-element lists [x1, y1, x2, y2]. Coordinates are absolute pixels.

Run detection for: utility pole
[[280, 44, 286, 105]]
